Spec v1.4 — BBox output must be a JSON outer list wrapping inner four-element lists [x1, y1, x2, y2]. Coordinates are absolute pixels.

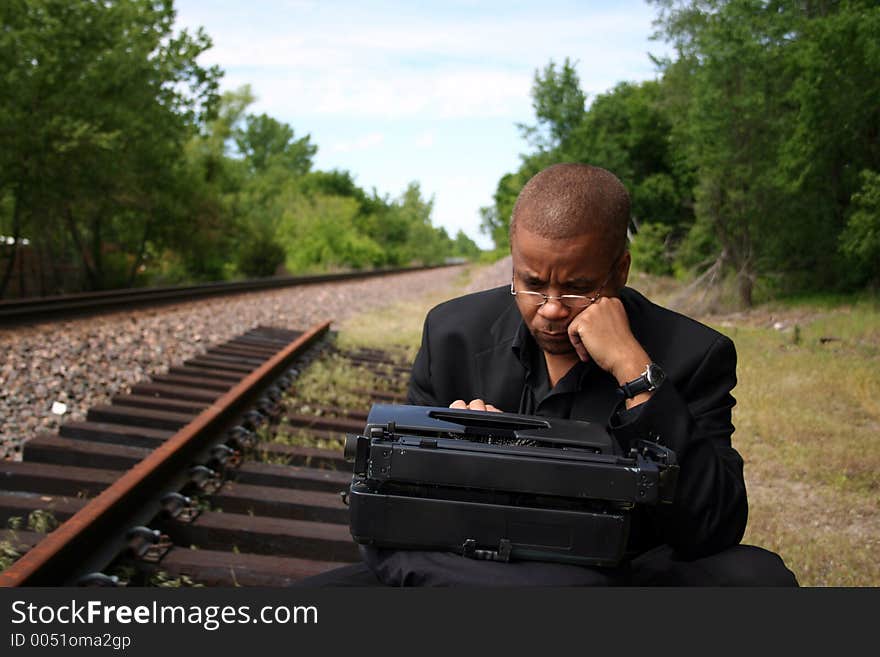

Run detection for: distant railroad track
[[0, 263, 456, 326], [0, 320, 409, 586]]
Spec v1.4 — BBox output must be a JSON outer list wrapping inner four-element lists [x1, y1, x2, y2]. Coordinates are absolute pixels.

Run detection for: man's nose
[[537, 297, 571, 321]]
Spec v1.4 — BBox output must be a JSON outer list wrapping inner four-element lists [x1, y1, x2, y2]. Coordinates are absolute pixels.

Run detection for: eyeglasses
[[510, 259, 618, 309]]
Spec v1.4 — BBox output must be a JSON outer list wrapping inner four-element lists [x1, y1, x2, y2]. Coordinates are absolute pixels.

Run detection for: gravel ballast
[[1, 265, 496, 460]]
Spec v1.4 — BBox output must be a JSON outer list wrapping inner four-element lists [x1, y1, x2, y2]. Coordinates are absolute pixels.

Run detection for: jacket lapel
[[473, 299, 528, 411]]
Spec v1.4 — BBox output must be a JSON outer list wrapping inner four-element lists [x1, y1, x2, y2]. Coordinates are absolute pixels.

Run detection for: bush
[[237, 234, 286, 278], [630, 222, 674, 275], [840, 170, 880, 285], [673, 217, 721, 276]]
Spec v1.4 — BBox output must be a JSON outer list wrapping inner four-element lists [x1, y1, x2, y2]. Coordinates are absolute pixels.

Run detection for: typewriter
[[344, 404, 679, 567]]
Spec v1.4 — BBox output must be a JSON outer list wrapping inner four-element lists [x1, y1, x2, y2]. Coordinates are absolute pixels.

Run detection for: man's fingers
[[569, 325, 591, 362], [449, 399, 502, 412]]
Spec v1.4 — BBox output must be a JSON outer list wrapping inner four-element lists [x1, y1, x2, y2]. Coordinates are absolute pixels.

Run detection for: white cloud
[[414, 131, 435, 149], [209, 61, 532, 120], [330, 132, 384, 153], [174, 1, 669, 249], [178, 2, 667, 122]]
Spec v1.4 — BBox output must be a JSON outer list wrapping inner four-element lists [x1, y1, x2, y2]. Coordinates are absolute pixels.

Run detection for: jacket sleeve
[[407, 314, 440, 406], [608, 334, 747, 558]]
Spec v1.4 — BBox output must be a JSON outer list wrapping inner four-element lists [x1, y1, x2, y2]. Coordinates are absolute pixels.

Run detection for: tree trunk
[[64, 204, 99, 290], [91, 214, 103, 290], [738, 270, 753, 307], [35, 239, 46, 297], [17, 236, 26, 298], [45, 231, 62, 294], [128, 216, 152, 287], [0, 191, 22, 298]]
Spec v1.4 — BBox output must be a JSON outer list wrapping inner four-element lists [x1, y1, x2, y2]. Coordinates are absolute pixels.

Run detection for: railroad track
[[0, 264, 456, 326], [0, 321, 411, 586]]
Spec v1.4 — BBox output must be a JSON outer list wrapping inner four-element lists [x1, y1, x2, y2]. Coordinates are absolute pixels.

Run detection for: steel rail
[[0, 263, 458, 326], [0, 320, 332, 587]]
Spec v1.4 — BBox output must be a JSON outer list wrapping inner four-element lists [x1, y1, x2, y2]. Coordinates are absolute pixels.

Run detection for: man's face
[[510, 226, 630, 356]]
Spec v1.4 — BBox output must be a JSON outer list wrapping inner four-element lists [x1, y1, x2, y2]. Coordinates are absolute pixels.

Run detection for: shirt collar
[[510, 320, 534, 371], [510, 317, 592, 393]]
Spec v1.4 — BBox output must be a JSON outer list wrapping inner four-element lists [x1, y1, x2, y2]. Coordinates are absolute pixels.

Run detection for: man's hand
[[567, 296, 651, 387], [450, 399, 503, 412]]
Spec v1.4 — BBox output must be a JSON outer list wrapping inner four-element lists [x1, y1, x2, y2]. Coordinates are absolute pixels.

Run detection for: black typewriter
[[343, 404, 679, 567]]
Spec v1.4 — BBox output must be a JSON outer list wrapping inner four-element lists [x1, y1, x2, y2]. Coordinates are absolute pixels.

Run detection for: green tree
[[776, 1, 880, 288], [839, 170, 880, 285], [234, 113, 316, 176], [567, 80, 693, 229], [652, 0, 880, 301], [169, 87, 252, 282], [518, 58, 587, 152], [276, 193, 384, 272], [660, 0, 789, 304], [451, 230, 482, 260], [0, 0, 220, 295], [481, 61, 693, 257]]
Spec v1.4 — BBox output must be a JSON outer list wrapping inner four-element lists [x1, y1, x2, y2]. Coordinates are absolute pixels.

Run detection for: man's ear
[[617, 250, 631, 289]]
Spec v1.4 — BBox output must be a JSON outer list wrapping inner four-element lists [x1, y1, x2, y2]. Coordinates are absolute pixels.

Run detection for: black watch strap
[[617, 363, 665, 399], [619, 377, 649, 399]]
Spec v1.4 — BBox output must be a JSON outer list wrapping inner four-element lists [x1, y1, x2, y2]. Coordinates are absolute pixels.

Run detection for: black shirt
[[512, 320, 643, 428]]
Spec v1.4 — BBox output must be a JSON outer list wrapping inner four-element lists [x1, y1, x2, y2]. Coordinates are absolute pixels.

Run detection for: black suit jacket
[[406, 285, 748, 558]]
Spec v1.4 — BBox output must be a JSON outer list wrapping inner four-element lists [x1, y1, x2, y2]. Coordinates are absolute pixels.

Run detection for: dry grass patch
[[744, 479, 879, 586], [711, 300, 879, 586], [289, 355, 386, 408], [272, 266, 475, 450], [334, 265, 476, 355]]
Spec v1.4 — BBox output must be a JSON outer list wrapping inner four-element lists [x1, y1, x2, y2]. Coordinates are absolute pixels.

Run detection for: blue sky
[[173, 1, 671, 249]]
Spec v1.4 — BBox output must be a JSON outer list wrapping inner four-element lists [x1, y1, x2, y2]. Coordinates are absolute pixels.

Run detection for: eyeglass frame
[[509, 253, 622, 310]]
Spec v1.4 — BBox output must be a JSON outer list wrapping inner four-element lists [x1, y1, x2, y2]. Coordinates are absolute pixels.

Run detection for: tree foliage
[[840, 170, 880, 285], [0, 0, 221, 293], [0, 1, 470, 297], [518, 58, 588, 152], [484, 0, 880, 304]]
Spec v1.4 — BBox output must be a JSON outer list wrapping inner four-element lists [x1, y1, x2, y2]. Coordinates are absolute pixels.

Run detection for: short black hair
[[510, 163, 630, 251]]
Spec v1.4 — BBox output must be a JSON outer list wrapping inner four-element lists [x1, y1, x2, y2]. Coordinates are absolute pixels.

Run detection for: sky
[[173, 0, 671, 250]]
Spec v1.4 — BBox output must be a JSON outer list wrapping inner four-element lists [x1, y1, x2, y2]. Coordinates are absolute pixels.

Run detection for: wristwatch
[[617, 363, 666, 399]]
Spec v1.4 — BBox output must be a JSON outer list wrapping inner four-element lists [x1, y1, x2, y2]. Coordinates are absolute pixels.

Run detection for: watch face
[[646, 363, 665, 388]]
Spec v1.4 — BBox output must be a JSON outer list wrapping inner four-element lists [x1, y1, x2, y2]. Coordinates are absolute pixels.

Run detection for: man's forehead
[[513, 249, 602, 281], [512, 227, 608, 258], [511, 227, 619, 278], [514, 267, 597, 286]]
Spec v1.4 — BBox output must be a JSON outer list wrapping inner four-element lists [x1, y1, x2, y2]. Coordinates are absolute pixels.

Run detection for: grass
[[1, 511, 60, 573], [632, 271, 880, 585], [149, 571, 203, 587], [290, 354, 400, 407], [262, 425, 342, 452], [709, 304, 880, 586], [270, 265, 476, 449], [334, 264, 477, 355], [0, 539, 21, 571]]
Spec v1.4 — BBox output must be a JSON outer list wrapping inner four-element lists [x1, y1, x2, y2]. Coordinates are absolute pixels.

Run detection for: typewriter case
[[344, 405, 678, 567]]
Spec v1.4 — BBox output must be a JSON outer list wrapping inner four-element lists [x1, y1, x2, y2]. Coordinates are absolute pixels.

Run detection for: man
[[301, 163, 797, 586]]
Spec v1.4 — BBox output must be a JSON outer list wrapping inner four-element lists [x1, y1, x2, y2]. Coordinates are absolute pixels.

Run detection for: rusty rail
[[1, 322, 346, 586]]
